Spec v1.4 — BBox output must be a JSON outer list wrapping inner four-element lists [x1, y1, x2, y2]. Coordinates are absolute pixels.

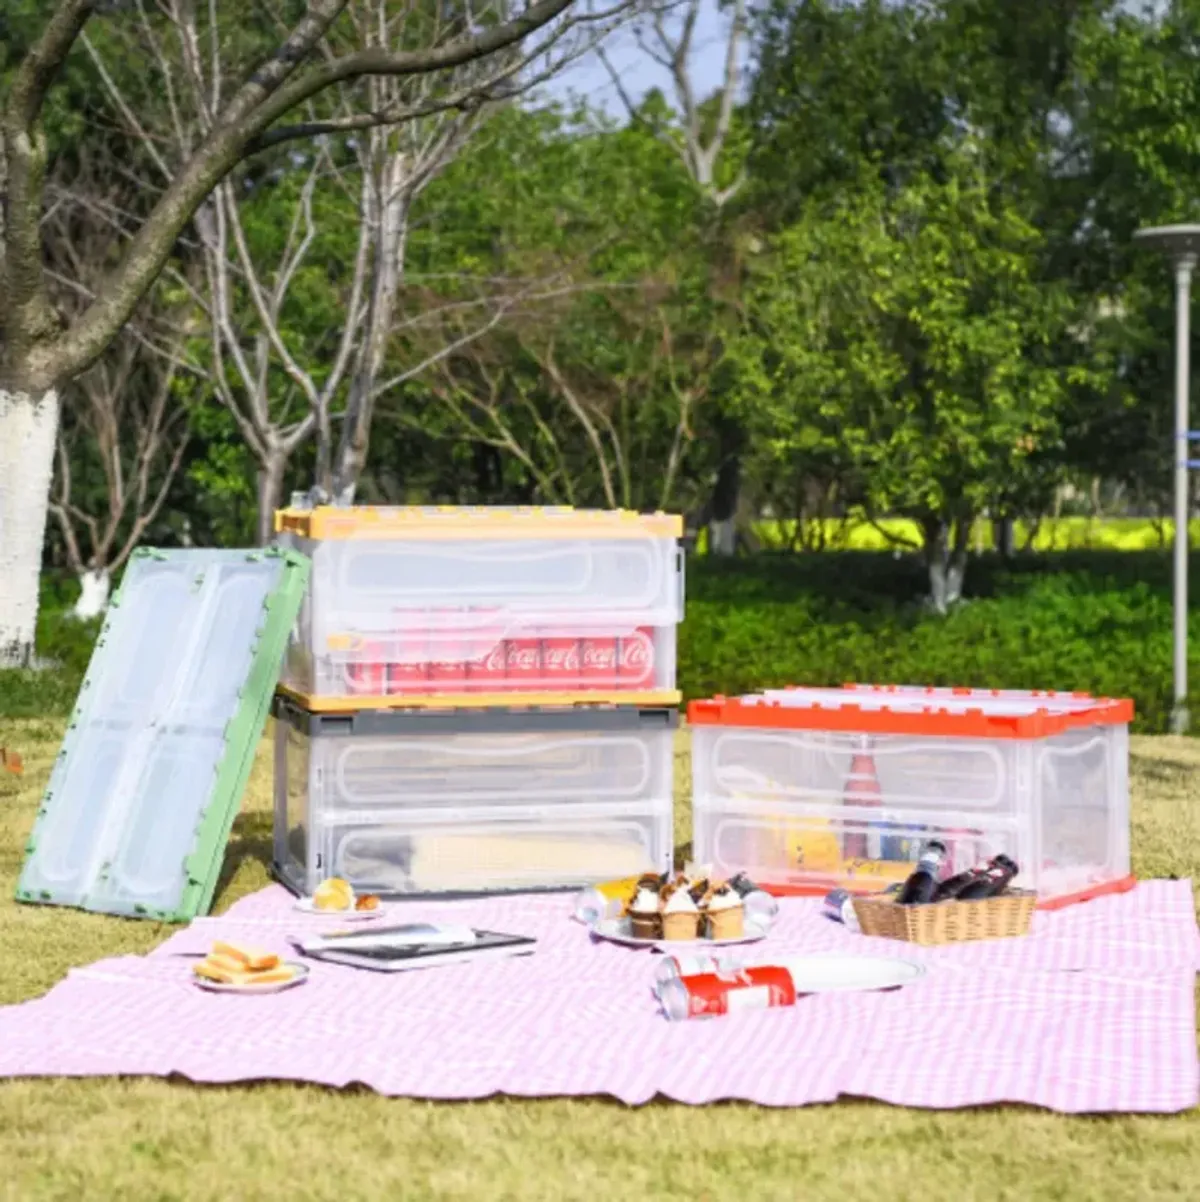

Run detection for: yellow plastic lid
[[274, 505, 684, 541]]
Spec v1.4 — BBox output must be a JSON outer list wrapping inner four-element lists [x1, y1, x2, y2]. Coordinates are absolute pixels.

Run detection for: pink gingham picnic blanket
[[0, 880, 1196, 1113]]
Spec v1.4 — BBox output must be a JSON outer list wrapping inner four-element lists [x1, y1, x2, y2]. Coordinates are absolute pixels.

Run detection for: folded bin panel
[[16, 547, 310, 922]]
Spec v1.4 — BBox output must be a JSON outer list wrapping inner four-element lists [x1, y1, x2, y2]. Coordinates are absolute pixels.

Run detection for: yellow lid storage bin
[[275, 505, 684, 710]]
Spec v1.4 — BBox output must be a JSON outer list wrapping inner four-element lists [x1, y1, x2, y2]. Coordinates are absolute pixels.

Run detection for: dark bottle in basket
[[954, 854, 1018, 900], [932, 865, 986, 902], [895, 840, 949, 905]]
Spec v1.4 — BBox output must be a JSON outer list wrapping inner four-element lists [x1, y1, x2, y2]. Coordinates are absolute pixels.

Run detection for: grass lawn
[[1, 718, 1199, 1202]]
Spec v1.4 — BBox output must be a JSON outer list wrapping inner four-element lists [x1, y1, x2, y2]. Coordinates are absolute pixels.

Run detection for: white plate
[[294, 897, 386, 921], [591, 916, 770, 951], [192, 962, 310, 995], [780, 954, 926, 994]]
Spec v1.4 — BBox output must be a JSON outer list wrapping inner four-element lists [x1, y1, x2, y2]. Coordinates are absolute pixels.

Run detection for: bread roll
[[312, 877, 354, 911], [210, 941, 280, 972]]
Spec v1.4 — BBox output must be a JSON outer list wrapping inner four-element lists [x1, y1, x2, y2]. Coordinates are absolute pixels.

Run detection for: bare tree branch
[[4, 0, 95, 133], [428, 268, 706, 513], [599, 0, 746, 208], [427, 365, 568, 501], [536, 342, 618, 507], [1, 2, 100, 362], [369, 281, 608, 397], [248, 0, 630, 154], [51, 328, 192, 586], [80, 31, 175, 185], [25, 0, 591, 390]]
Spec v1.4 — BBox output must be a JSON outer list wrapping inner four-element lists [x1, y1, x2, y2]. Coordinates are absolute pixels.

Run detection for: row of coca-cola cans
[[345, 626, 658, 695]]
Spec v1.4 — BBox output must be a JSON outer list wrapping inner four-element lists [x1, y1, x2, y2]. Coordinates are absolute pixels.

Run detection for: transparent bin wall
[[691, 721, 1129, 899], [694, 807, 1027, 894], [281, 534, 682, 699], [273, 718, 311, 896], [310, 811, 671, 896], [693, 725, 1029, 819], [274, 716, 675, 895], [309, 725, 673, 814], [1035, 723, 1130, 897]]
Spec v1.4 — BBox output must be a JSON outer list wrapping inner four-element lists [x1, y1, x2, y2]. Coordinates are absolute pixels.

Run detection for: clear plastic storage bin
[[273, 699, 676, 896], [274, 505, 684, 709], [688, 686, 1134, 905]]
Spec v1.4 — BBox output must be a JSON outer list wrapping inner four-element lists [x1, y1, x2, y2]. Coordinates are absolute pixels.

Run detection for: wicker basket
[[851, 890, 1037, 945]]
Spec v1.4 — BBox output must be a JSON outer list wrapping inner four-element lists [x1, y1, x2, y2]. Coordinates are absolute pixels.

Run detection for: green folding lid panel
[[16, 547, 310, 923]]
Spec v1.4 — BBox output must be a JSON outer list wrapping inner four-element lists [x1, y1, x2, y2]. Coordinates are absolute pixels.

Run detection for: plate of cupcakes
[[590, 870, 772, 950]]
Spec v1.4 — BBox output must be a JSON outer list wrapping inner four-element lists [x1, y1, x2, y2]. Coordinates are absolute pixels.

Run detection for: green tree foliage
[[23, 0, 1200, 640], [725, 147, 1101, 607], [394, 103, 723, 513]]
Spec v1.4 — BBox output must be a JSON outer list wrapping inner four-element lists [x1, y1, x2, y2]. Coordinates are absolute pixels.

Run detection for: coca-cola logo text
[[543, 640, 581, 671], [505, 642, 540, 671], [582, 640, 617, 673], [620, 632, 653, 670]]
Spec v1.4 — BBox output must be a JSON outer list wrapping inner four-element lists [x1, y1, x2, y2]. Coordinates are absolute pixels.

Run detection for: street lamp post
[[1134, 224, 1200, 734]]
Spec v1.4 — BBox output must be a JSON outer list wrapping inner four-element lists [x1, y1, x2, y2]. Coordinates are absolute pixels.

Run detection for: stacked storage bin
[[688, 685, 1134, 906], [271, 505, 684, 897]]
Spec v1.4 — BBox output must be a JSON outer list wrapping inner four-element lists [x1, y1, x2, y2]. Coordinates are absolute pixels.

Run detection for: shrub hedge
[[679, 551, 1196, 734], [2, 552, 1194, 733]]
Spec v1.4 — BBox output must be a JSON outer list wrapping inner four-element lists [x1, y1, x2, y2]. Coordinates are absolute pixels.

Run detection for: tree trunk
[[921, 512, 971, 617], [256, 453, 287, 547], [992, 517, 1015, 558], [706, 414, 743, 556], [1052, 483, 1066, 520], [71, 567, 112, 620], [709, 515, 737, 555], [0, 389, 59, 667], [331, 154, 411, 506], [925, 521, 952, 616]]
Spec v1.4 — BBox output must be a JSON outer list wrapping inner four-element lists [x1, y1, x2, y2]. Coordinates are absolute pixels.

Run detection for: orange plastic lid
[[687, 685, 1134, 739], [275, 505, 683, 541]]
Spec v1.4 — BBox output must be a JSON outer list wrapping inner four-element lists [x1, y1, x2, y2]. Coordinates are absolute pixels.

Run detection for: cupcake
[[705, 882, 745, 940], [661, 882, 701, 941], [628, 879, 662, 940]]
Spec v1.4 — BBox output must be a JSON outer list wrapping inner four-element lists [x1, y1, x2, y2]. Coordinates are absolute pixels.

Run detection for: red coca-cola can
[[427, 608, 468, 689], [467, 641, 508, 692], [503, 635, 542, 688], [463, 607, 506, 693], [346, 640, 387, 695], [579, 636, 619, 689], [658, 966, 799, 1021], [386, 622, 429, 695], [618, 627, 656, 689], [540, 629, 582, 689]]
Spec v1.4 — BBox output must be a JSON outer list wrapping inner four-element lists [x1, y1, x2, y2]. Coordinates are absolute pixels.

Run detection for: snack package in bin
[[842, 859, 913, 886], [785, 819, 842, 871]]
